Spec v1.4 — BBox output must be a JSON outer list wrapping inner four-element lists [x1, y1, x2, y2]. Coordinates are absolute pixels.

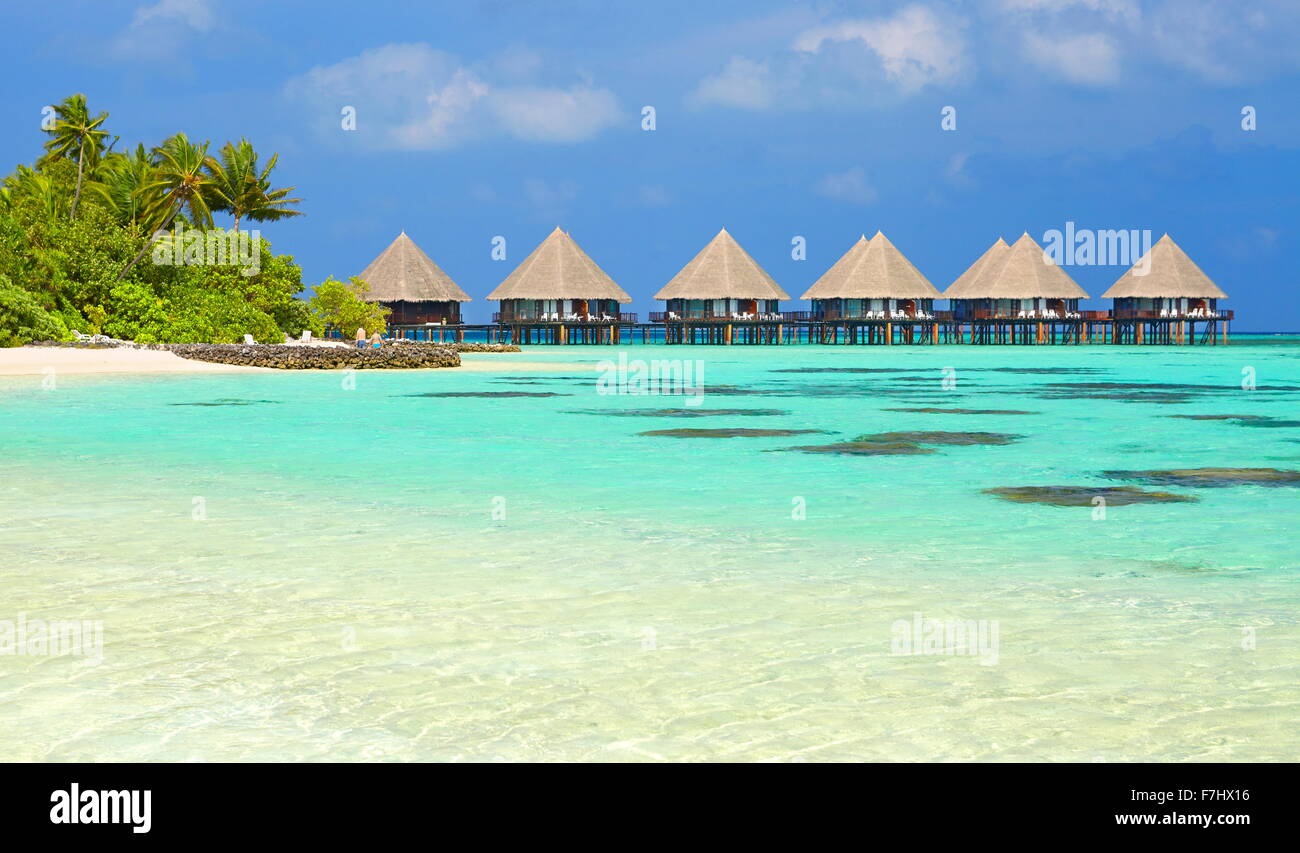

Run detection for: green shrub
[[0, 275, 69, 346]]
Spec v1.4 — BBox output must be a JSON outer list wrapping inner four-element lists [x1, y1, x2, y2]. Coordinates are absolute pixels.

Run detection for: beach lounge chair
[[243, 334, 256, 345]]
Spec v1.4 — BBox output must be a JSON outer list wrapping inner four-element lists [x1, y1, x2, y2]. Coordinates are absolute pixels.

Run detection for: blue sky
[[2, 0, 1297, 328]]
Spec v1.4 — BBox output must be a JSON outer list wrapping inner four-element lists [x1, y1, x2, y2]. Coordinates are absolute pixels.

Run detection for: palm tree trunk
[[117, 206, 180, 281], [233, 213, 240, 232], [70, 138, 85, 221]]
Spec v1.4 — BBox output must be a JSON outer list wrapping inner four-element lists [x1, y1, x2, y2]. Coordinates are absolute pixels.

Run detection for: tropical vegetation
[[308, 277, 391, 340], [1, 93, 368, 346]]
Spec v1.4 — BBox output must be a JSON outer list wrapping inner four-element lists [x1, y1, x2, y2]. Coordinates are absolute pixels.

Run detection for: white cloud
[[687, 0, 1300, 109], [132, 0, 213, 29], [1142, 0, 1300, 84], [112, 0, 214, 59], [522, 179, 580, 221], [946, 152, 975, 188], [816, 167, 877, 205], [794, 5, 967, 93], [489, 86, 622, 143], [689, 5, 966, 111], [997, 0, 1138, 20], [1022, 32, 1121, 84], [284, 43, 622, 150], [690, 58, 774, 110], [997, 0, 1300, 86], [638, 185, 672, 207]]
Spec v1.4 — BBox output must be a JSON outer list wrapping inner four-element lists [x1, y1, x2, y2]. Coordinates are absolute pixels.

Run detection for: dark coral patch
[[868, 431, 1022, 446], [985, 367, 1108, 375], [638, 428, 828, 438], [882, 407, 1037, 415], [984, 486, 1198, 506], [399, 391, 571, 398], [1232, 419, 1300, 428], [567, 408, 788, 418], [169, 399, 281, 406], [1166, 414, 1300, 427], [1167, 414, 1272, 421], [770, 368, 925, 374], [782, 430, 1021, 456], [1102, 468, 1300, 488]]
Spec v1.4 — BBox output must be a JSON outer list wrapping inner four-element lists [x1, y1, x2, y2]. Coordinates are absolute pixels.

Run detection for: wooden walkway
[[383, 316, 1232, 346]]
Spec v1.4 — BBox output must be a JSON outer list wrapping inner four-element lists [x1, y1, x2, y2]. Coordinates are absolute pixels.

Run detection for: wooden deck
[[380, 310, 1233, 346]]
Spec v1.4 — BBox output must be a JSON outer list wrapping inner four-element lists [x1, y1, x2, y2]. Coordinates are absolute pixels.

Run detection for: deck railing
[[492, 313, 633, 324], [970, 309, 1087, 320], [650, 311, 794, 323], [810, 310, 941, 321], [1112, 309, 1233, 320]]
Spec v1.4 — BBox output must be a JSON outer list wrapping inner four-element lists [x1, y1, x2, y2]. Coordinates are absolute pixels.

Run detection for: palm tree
[[7, 165, 67, 223], [39, 94, 110, 221], [89, 144, 157, 229], [117, 133, 214, 280], [204, 139, 303, 232]]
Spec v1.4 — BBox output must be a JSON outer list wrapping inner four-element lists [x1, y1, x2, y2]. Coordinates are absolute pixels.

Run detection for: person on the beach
[[355, 327, 366, 349], [370, 333, 383, 349]]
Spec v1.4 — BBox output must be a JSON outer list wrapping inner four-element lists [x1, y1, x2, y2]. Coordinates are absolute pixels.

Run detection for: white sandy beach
[[0, 346, 270, 376], [0, 346, 595, 376]]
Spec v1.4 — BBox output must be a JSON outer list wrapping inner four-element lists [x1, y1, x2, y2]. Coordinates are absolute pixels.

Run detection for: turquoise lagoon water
[[1, 339, 1298, 761]]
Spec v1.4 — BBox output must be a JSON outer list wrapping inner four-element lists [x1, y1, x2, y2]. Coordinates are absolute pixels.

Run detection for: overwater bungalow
[[359, 232, 471, 328], [800, 231, 942, 343], [944, 233, 1089, 343], [654, 228, 791, 343], [1102, 234, 1231, 344], [488, 227, 632, 344]]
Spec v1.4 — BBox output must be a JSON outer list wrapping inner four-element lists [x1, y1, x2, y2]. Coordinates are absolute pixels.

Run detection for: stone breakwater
[[166, 343, 461, 369]]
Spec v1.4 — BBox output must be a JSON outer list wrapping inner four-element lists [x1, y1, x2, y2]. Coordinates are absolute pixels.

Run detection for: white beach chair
[[243, 334, 256, 345]]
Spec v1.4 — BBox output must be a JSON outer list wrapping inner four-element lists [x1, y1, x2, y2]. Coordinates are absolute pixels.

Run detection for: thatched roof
[[358, 232, 470, 303], [944, 232, 1088, 299], [945, 237, 1008, 298], [654, 228, 791, 301], [1101, 234, 1227, 299], [486, 227, 631, 303], [800, 231, 940, 300]]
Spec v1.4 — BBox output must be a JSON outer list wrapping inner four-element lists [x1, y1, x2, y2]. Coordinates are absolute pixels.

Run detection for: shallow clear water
[[1, 339, 1298, 761]]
